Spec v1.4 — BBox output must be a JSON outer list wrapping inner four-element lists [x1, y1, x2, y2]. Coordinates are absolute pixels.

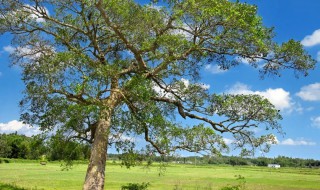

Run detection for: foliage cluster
[[121, 182, 150, 190], [220, 175, 246, 190]]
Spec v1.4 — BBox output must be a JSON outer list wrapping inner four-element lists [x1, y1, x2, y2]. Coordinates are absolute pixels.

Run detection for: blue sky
[[1, 0, 320, 160]]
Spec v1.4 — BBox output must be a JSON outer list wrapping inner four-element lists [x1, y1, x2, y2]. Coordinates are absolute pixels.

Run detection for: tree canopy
[[0, 0, 315, 189]]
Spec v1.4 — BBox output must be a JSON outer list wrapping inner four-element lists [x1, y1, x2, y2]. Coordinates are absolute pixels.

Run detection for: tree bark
[[83, 109, 112, 190]]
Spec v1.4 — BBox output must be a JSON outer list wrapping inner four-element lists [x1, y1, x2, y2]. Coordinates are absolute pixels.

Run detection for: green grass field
[[0, 161, 319, 190]]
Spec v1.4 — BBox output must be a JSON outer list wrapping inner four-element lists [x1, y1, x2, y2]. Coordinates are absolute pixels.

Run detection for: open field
[[0, 161, 319, 190]]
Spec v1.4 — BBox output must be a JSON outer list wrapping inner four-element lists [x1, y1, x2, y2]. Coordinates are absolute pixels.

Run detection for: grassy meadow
[[0, 161, 319, 190]]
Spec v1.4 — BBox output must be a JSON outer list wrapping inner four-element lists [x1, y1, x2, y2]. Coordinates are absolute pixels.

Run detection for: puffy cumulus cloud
[[226, 83, 253, 94], [259, 89, 292, 110], [204, 65, 227, 74], [25, 5, 49, 23], [296, 83, 320, 101], [180, 78, 190, 87], [226, 83, 294, 111], [301, 29, 320, 47], [200, 83, 211, 90], [311, 116, 320, 128], [3, 44, 55, 60], [223, 138, 234, 145], [3, 45, 15, 54], [0, 120, 40, 136], [279, 138, 316, 146], [181, 78, 210, 90]]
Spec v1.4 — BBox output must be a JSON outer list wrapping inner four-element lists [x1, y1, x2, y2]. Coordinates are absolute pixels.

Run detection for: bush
[[220, 185, 242, 190], [121, 182, 150, 190], [0, 158, 10, 163], [220, 175, 246, 190], [0, 182, 28, 190]]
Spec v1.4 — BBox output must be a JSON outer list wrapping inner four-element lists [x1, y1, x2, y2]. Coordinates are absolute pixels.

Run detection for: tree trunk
[[83, 110, 112, 190]]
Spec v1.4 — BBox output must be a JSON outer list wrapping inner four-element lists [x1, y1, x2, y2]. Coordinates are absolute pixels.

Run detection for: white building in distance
[[268, 164, 281, 168]]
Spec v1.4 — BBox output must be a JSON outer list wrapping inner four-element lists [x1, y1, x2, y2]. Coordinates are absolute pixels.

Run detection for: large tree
[[0, 0, 316, 189]]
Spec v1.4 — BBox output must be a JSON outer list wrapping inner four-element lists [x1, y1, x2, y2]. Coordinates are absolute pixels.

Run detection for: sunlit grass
[[0, 161, 319, 190]]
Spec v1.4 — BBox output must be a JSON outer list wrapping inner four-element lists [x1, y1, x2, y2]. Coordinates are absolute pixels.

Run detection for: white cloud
[[110, 133, 137, 143], [272, 135, 279, 144], [226, 83, 253, 94], [311, 116, 320, 128], [16, 46, 38, 59], [296, 83, 320, 101], [199, 83, 210, 90], [317, 51, 320, 62], [237, 57, 250, 64], [301, 29, 320, 47], [4, 4, 49, 24], [170, 23, 194, 41], [181, 78, 210, 90], [26, 5, 49, 23], [3, 44, 55, 60], [223, 138, 234, 145], [3, 45, 15, 54], [279, 138, 316, 146], [0, 120, 40, 136], [205, 65, 227, 74], [259, 89, 292, 110], [146, 5, 162, 11], [236, 56, 262, 65], [181, 78, 190, 87], [226, 82, 293, 111], [153, 78, 210, 99]]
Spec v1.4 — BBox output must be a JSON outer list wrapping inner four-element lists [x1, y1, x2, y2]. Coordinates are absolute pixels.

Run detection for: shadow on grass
[[0, 183, 44, 190], [0, 183, 26, 190]]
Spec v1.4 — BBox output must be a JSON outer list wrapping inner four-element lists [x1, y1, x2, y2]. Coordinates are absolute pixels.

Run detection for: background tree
[[3, 133, 31, 159], [0, 0, 315, 189], [47, 132, 91, 161], [0, 134, 12, 158], [28, 134, 48, 160], [0, 132, 90, 161]]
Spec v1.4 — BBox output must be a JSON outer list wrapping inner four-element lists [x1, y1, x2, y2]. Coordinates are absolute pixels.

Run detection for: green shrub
[[121, 182, 150, 190], [220, 186, 241, 190], [0, 182, 28, 190], [220, 175, 246, 190]]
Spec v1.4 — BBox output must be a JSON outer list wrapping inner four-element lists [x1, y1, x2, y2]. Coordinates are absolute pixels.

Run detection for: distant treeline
[[0, 132, 90, 161], [1, 133, 320, 168], [107, 154, 320, 168]]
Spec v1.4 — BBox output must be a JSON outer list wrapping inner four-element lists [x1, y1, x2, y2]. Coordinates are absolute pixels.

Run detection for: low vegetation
[[0, 183, 29, 190]]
